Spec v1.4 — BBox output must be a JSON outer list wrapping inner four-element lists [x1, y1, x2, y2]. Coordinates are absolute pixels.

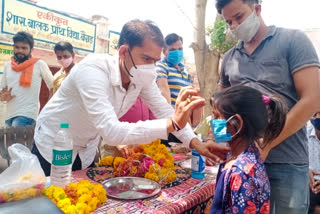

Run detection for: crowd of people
[[0, 0, 320, 213]]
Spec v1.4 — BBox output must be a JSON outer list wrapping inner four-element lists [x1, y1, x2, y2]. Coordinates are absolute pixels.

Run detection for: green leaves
[[208, 20, 238, 54]]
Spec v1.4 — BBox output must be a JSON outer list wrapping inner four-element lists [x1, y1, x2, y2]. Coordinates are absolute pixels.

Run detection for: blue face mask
[[209, 115, 240, 143], [167, 50, 183, 65], [311, 118, 320, 131]]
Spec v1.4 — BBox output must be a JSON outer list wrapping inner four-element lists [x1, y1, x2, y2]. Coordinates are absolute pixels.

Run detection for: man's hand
[[310, 170, 316, 190], [0, 86, 15, 102], [310, 170, 320, 194], [255, 139, 272, 162], [173, 87, 205, 129], [313, 180, 320, 194], [117, 145, 133, 159], [190, 138, 231, 164]]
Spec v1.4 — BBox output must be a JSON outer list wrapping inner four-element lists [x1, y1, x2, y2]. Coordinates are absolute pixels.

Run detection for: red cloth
[[119, 97, 156, 122]]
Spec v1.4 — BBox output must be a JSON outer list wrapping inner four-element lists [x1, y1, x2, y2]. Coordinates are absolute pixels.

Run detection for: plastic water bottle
[[191, 149, 206, 179], [50, 123, 73, 187]]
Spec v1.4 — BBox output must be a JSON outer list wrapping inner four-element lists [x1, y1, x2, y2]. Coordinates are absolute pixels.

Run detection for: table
[[72, 165, 217, 214]]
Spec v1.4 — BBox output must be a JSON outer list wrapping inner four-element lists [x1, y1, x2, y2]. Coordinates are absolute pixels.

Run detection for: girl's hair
[[212, 85, 287, 147]]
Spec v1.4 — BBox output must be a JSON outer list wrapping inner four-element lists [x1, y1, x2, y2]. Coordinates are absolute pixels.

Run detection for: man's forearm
[[161, 89, 171, 104], [268, 97, 320, 149]]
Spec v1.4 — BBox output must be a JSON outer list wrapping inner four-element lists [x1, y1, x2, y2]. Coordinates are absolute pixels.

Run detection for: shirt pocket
[[256, 57, 288, 89]]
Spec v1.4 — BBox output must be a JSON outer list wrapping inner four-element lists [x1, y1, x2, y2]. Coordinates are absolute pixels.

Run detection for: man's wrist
[[189, 137, 201, 150]]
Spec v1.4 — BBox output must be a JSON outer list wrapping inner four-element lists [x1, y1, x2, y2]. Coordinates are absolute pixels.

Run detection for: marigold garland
[[44, 180, 107, 214], [98, 139, 176, 184]]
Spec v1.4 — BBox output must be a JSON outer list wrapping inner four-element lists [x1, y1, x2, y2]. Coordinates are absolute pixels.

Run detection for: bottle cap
[[60, 122, 69, 128]]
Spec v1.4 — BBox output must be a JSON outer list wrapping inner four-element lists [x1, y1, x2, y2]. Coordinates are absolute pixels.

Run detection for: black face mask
[[13, 52, 31, 63]]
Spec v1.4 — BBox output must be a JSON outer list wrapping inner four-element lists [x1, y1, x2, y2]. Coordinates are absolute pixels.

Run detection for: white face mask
[[57, 57, 73, 68], [231, 12, 260, 43], [128, 64, 157, 88]]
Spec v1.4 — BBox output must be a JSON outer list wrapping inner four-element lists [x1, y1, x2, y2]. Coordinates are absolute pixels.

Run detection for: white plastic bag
[[0, 144, 46, 203]]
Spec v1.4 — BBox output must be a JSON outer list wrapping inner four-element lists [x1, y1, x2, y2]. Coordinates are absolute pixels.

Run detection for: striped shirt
[[156, 58, 192, 107]]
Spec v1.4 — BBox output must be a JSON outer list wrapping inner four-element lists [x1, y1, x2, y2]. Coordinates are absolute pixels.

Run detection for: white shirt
[[0, 60, 54, 120], [308, 123, 320, 179], [34, 54, 196, 169]]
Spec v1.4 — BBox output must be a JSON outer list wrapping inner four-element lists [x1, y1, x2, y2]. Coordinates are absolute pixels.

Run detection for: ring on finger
[[186, 96, 192, 104]]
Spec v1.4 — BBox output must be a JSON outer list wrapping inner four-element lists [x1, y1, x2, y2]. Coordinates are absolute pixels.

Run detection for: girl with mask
[[209, 85, 287, 214], [53, 41, 75, 94]]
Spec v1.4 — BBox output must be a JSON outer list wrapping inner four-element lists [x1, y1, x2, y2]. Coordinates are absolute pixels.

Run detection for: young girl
[[209, 85, 287, 214]]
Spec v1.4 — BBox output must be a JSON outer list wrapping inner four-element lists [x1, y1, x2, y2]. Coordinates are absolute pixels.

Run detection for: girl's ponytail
[[263, 95, 288, 145]]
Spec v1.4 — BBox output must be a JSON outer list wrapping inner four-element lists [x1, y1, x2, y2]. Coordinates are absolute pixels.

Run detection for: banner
[[1, 0, 96, 52], [107, 30, 120, 56], [0, 43, 13, 56]]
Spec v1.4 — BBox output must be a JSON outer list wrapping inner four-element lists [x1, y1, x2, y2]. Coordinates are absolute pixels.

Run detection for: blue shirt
[[156, 58, 192, 107]]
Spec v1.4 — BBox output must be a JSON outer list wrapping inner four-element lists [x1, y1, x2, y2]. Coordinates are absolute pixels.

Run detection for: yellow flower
[[113, 157, 126, 167], [98, 156, 114, 166], [45, 181, 107, 214], [77, 187, 90, 196], [78, 194, 91, 204], [18, 173, 32, 181], [53, 188, 67, 201], [57, 198, 71, 209], [63, 205, 78, 214], [88, 197, 99, 212], [145, 172, 159, 182], [68, 183, 78, 190], [78, 180, 91, 186], [76, 202, 90, 214]]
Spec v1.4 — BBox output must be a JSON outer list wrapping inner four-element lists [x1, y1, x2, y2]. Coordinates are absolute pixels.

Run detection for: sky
[[36, 0, 320, 62]]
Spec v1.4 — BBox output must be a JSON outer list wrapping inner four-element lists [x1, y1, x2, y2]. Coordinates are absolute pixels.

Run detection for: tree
[[191, 0, 237, 117]]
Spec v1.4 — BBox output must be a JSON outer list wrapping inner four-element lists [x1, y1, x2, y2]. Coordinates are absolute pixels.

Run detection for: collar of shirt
[[235, 25, 277, 51], [161, 57, 185, 71], [109, 55, 123, 87], [232, 144, 261, 174]]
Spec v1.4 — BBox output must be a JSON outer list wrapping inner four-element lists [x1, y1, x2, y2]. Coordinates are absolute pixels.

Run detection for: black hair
[[211, 85, 287, 146], [118, 19, 164, 49], [13, 31, 34, 49], [54, 41, 74, 54], [164, 33, 183, 47], [215, 0, 259, 14]]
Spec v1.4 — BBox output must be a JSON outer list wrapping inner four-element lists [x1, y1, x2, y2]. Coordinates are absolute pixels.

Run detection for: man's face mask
[[124, 49, 157, 88], [167, 50, 183, 65], [210, 115, 240, 143], [311, 118, 320, 131], [231, 11, 260, 43], [57, 57, 73, 69]]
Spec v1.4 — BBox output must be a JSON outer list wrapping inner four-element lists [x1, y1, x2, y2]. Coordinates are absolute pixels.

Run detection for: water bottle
[[50, 122, 73, 187], [191, 149, 206, 179]]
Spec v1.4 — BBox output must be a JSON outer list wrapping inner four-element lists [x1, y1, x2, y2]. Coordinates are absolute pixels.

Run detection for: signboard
[[0, 43, 13, 56], [1, 0, 96, 52], [107, 30, 120, 56], [0, 43, 13, 74]]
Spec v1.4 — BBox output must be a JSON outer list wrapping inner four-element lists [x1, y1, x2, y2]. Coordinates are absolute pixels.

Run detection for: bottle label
[[191, 152, 205, 173], [52, 149, 73, 166]]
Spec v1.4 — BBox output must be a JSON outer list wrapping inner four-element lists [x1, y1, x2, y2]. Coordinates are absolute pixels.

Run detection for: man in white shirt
[[32, 19, 230, 176], [308, 113, 320, 214], [0, 31, 53, 127]]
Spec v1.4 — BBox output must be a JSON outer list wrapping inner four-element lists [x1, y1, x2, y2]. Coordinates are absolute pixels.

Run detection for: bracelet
[[171, 117, 182, 131]]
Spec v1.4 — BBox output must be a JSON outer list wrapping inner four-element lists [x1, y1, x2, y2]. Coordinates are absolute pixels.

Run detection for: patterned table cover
[[72, 166, 217, 214]]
